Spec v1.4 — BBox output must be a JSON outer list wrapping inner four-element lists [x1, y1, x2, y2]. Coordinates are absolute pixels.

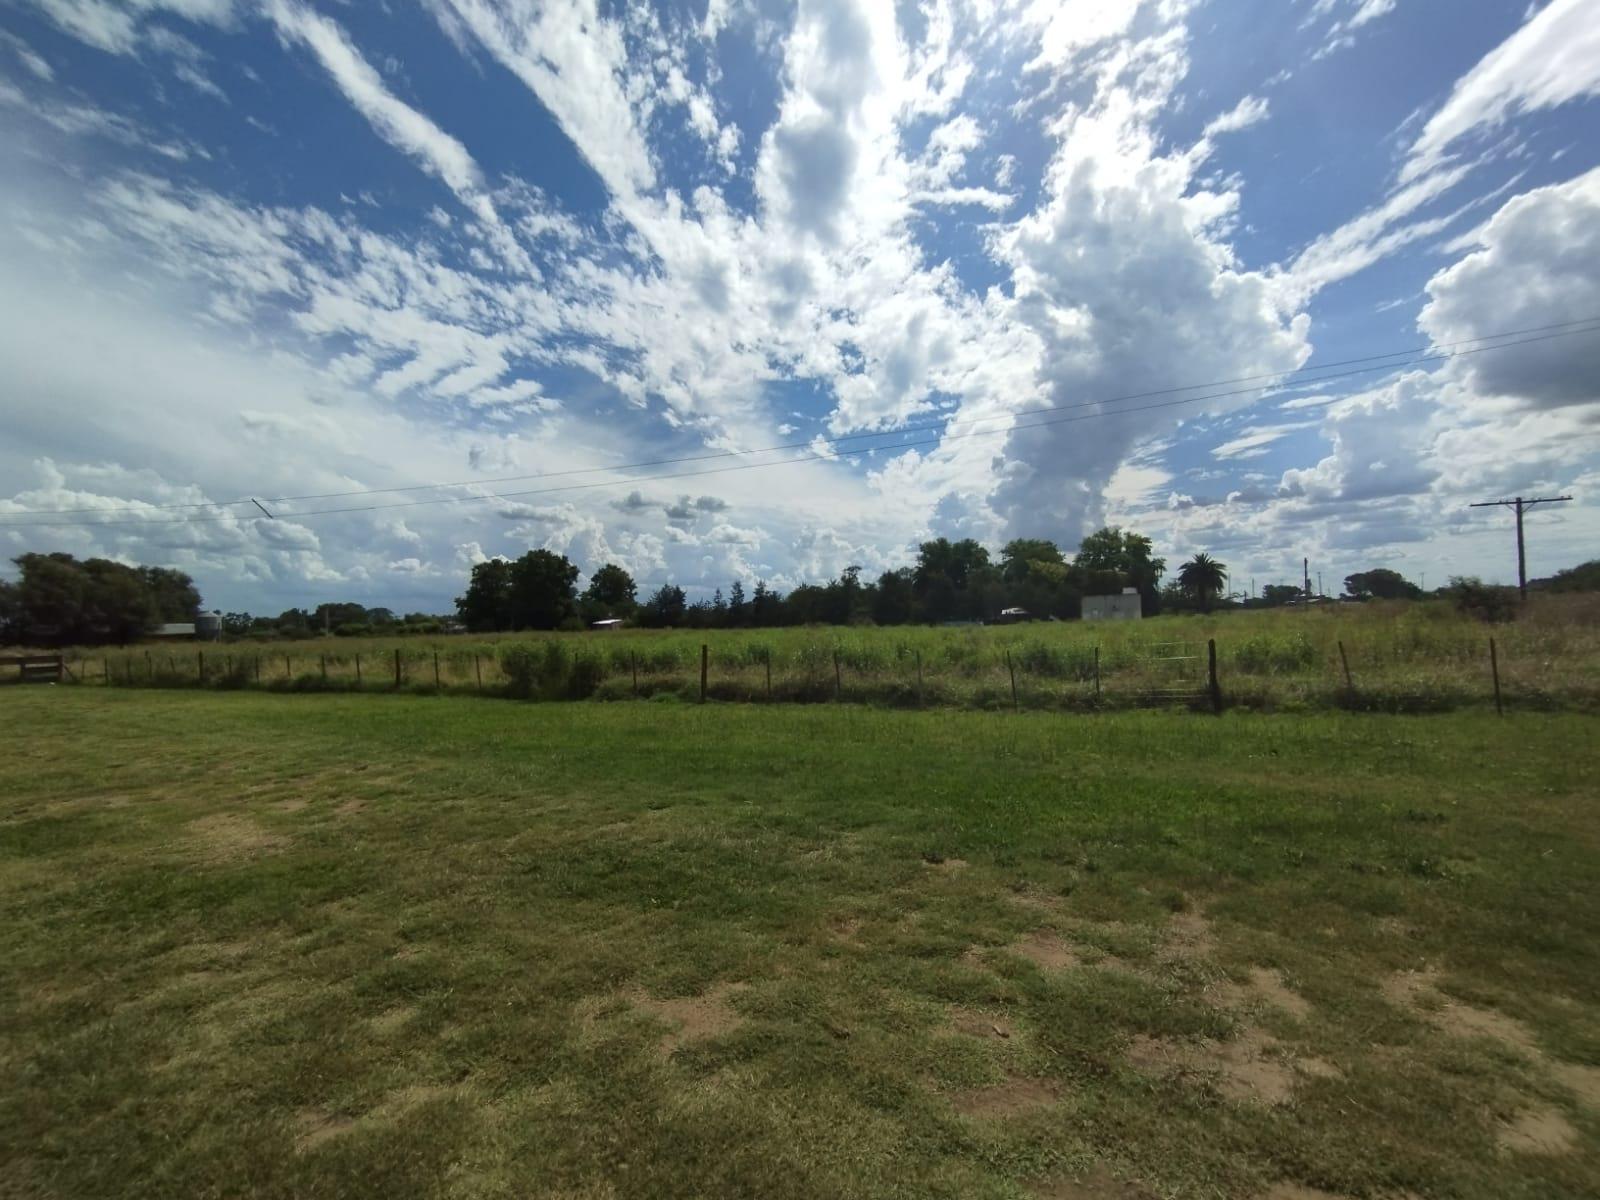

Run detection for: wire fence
[[5, 632, 1578, 714]]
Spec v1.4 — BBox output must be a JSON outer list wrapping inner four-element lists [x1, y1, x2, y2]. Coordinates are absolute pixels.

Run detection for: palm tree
[[1178, 552, 1228, 611]]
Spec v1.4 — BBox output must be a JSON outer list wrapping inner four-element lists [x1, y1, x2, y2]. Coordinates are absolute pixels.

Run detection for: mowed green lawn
[[2, 691, 1597, 1199]]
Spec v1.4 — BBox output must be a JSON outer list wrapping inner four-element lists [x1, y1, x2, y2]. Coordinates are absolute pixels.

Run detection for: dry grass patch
[[951, 1074, 1059, 1119], [1009, 928, 1081, 971], [1127, 1028, 1338, 1106], [949, 1006, 1012, 1041], [1031, 1164, 1154, 1198], [629, 982, 745, 1057], [1498, 1105, 1578, 1155], [186, 812, 286, 861], [1216, 966, 1313, 1020]]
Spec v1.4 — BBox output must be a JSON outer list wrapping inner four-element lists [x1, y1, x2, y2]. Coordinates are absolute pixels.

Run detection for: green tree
[[507, 550, 579, 630], [1344, 568, 1422, 601], [872, 568, 916, 625], [1075, 527, 1165, 613], [136, 566, 201, 622], [455, 559, 514, 632], [1260, 583, 1304, 607], [0, 577, 17, 641], [1177, 552, 1228, 611], [727, 580, 747, 626], [582, 563, 637, 613], [999, 538, 1064, 582], [641, 583, 687, 627]]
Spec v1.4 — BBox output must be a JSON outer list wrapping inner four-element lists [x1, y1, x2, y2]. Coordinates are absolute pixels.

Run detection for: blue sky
[[0, 0, 1597, 613]]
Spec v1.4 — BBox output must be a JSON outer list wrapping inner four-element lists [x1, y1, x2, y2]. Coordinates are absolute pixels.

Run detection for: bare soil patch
[[1010, 929, 1081, 971], [1031, 1165, 1154, 1198], [949, 1006, 1012, 1040], [1162, 910, 1217, 961], [370, 1005, 417, 1035], [1127, 1028, 1338, 1106], [951, 1074, 1058, 1119], [1498, 1105, 1578, 1155], [921, 855, 969, 872], [1216, 966, 1312, 1020], [631, 983, 744, 1057], [294, 1109, 357, 1152], [187, 813, 286, 861]]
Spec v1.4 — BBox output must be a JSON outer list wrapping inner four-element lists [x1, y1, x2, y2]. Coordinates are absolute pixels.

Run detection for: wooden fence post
[[765, 649, 773, 701], [1338, 640, 1354, 694], [197, 650, 205, 684], [1489, 636, 1503, 716], [474, 654, 483, 691], [700, 644, 708, 703], [394, 647, 403, 688], [1094, 646, 1101, 701], [1207, 639, 1222, 715], [103, 657, 110, 686], [916, 650, 924, 708], [355, 653, 362, 685], [1006, 649, 1019, 711], [320, 654, 327, 681], [631, 650, 638, 697], [833, 650, 842, 700], [253, 656, 261, 684], [284, 654, 292, 679], [433, 651, 441, 688]]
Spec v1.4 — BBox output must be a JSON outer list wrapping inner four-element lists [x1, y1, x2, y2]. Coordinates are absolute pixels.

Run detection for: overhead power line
[[2, 320, 1596, 531]]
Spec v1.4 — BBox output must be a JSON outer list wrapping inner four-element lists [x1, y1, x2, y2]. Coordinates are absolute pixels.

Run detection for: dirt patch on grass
[[631, 983, 744, 1057], [292, 1084, 460, 1153], [1163, 910, 1217, 961], [1498, 1105, 1577, 1155], [1127, 1028, 1338, 1106], [1216, 967, 1312, 1020], [949, 1007, 1012, 1040], [294, 1109, 356, 1151], [187, 814, 286, 861], [827, 915, 863, 944], [1382, 967, 1600, 1116], [1010, 929, 1081, 971], [1549, 1060, 1600, 1108], [1260, 1186, 1348, 1200], [951, 1074, 1058, 1118], [921, 855, 969, 872], [369, 1005, 416, 1035], [1031, 1165, 1153, 1198], [337, 798, 367, 817]]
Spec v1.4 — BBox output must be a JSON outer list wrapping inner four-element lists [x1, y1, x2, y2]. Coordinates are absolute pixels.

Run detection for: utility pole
[[1317, 571, 1323, 599], [1468, 495, 1573, 599], [1303, 557, 1311, 609]]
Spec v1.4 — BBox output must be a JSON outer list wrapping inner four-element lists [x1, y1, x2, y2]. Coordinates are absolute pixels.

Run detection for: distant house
[[1082, 589, 1143, 621], [590, 618, 626, 631], [150, 623, 198, 639], [995, 607, 1034, 624]]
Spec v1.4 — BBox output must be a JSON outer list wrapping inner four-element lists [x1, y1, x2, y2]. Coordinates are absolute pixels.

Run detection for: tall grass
[[20, 594, 1600, 713]]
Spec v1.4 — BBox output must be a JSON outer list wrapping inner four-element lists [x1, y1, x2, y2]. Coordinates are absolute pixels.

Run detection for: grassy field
[[30, 594, 1600, 713], [2, 689, 1597, 1198]]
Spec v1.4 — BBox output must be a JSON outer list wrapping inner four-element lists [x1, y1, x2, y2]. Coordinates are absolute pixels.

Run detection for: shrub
[[1447, 576, 1518, 624]]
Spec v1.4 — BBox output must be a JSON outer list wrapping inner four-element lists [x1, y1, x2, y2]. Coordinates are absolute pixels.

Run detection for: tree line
[[0, 553, 200, 645], [455, 527, 1226, 632]]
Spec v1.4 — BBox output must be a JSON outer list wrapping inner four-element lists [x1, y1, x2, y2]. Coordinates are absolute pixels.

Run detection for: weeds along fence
[[33, 602, 1600, 714]]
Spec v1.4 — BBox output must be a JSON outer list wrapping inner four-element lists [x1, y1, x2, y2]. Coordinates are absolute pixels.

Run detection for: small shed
[[590, 618, 626, 631], [150, 623, 198, 639], [995, 607, 1034, 624], [1082, 589, 1143, 621]]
